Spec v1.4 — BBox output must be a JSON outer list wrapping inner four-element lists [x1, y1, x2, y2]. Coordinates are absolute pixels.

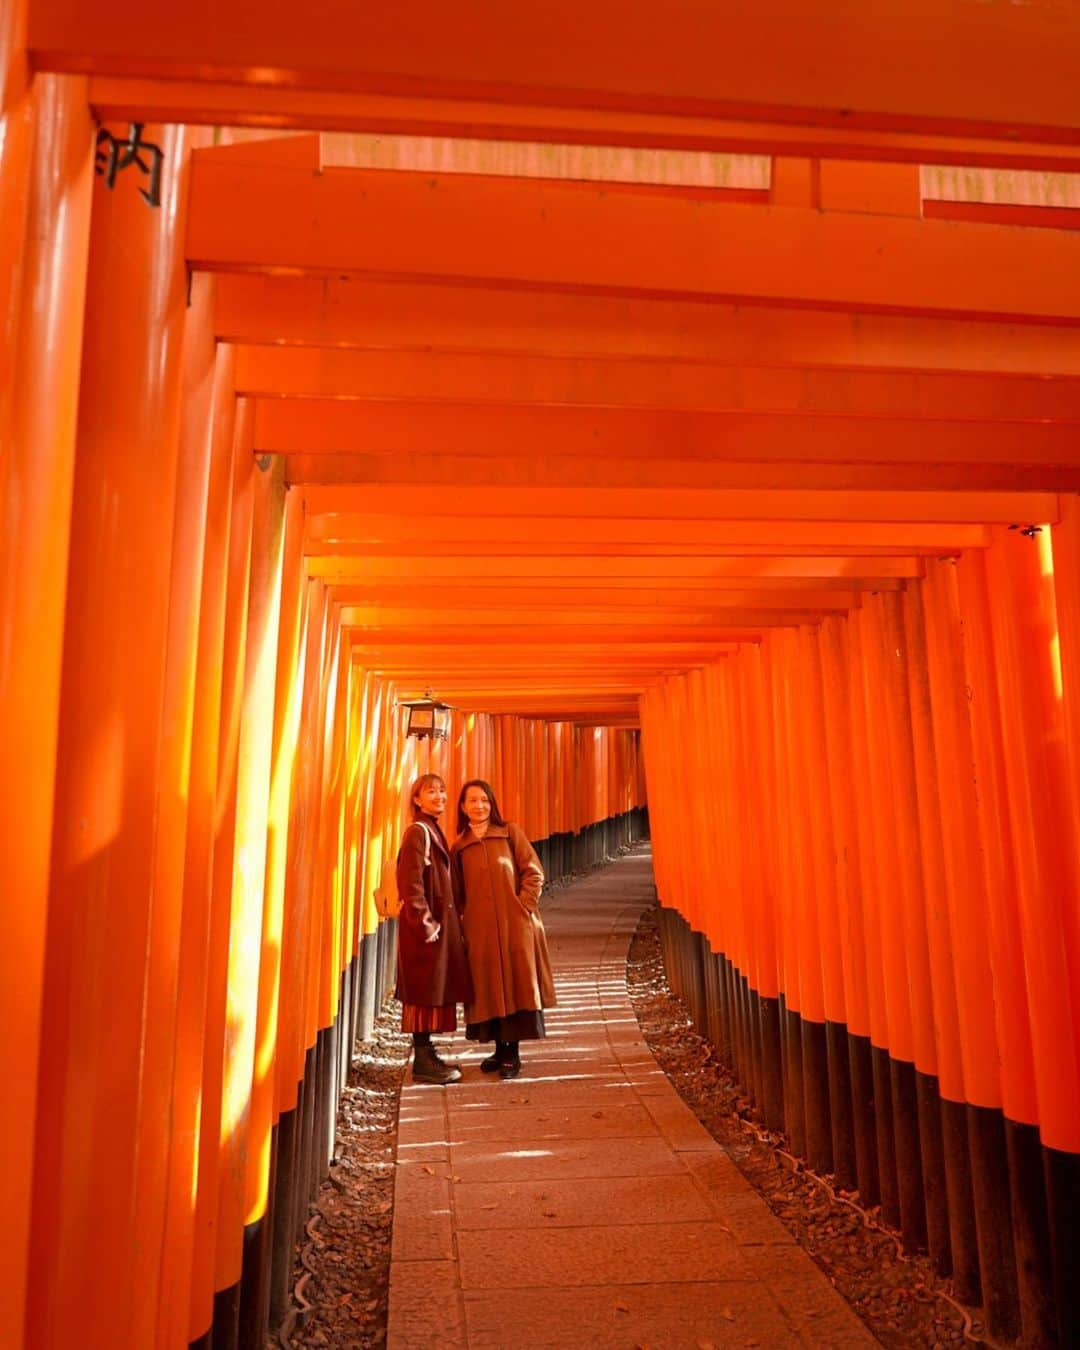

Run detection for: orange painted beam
[[340, 606, 823, 630], [311, 538, 942, 559], [349, 643, 739, 666], [284, 453, 1080, 496], [29, 0, 1080, 142], [307, 554, 920, 580], [306, 520, 990, 552], [214, 276, 1080, 376], [348, 625, 766, 644], [236, 345, 1080, 423], [449, 686, 644, 697], [319, 571, 904, 594], [187, 152, 1080, 321], [303, 488, 1053, 527], [327, 585, 859, 611], [88, 77, 1080, 174], [359, 665, 727, 680], [454, 700, 642, 713], [283, 451, 1080, 494]]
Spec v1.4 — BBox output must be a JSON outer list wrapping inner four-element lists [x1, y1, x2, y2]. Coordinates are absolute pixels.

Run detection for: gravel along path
[[281, 1012, 410, 1350], [627, 903, 983, 1350]]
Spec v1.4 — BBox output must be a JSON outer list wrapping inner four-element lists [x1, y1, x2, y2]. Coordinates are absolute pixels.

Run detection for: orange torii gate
[[3, 4, 1080, 1348]]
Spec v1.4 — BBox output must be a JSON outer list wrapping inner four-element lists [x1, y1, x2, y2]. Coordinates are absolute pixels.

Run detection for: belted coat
[[450, 822, 556, 1025], [394, 815, 473, 1008]]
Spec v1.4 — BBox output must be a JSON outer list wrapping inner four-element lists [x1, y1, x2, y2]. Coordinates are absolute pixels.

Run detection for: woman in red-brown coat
[[395, 773, 473, 1084], [450, 779, 556, 1079]]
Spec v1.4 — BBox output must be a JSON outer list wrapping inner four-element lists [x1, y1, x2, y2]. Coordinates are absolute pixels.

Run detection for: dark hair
[[409, 773, 446, 818], [456, 779, 507, 833]]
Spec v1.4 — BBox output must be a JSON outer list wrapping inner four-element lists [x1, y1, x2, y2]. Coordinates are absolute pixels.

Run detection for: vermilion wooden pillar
[[244, 478, 304, 1339], [0, 14, 92, 1342], [158, 344, 239, 1350], [131, 263, 217, 1350], [191, 400, 254, 1347], [26, 125, 198, 1349], [982, 526, 1079, 1346], [214, 438, 286, 1345]]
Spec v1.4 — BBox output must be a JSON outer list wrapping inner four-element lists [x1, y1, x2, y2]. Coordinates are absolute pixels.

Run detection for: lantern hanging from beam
[[400, 689, 454, 741]]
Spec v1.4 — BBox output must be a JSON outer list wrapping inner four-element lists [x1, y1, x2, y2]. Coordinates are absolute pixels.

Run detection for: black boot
[[412, 1041, 462, 1085], [481, 1040, 512, 1074], [498, 1043, 521, 1080]]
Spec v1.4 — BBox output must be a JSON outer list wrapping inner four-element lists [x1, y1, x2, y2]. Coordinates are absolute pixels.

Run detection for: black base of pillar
[[871, 1046, 900, 1228], [211, 1280, 240, 1350], [914, 1071, 950, 1276], [760, 996, 784, 1133], [940, 1097, 980, 1304], [1005, 1119, 1057, 1347], [801, 1018, 832, 1173], [781, 999, 806, 1158], [967, 1103, 1020, 1343], [890, 1058, 927, 1252], [848, 1033, 879, 1207], [238, 1212, 271, 1348], [826, 1022, 857, 1190], [1045, 1142, 1080, 1345], [270, 1101, 300, 1327]]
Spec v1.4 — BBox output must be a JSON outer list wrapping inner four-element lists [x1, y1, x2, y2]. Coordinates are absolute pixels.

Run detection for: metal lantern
[[400, 689, 455, 741]]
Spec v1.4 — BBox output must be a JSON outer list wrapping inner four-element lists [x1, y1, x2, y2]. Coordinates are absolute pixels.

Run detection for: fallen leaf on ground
[[421, 1164, 435, 1175], [614, 1301, 630, 1314]]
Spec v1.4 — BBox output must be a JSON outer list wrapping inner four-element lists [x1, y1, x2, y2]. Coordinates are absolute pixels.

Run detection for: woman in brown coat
[[395, 773, 473, 1084], [450, 779, 556, 1079]]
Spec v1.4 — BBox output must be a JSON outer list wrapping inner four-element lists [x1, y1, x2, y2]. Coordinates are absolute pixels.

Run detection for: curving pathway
[[387, 848, 876, 1349]]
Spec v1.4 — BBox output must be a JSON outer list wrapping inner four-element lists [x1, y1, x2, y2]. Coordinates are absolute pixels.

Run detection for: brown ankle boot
[[412, 1042, 462, 1085]]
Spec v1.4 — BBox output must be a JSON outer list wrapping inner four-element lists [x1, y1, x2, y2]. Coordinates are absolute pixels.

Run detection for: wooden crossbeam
[[214, 277, 1080, 376], [187, 147, 1080, 321], [29, 1, 1080, 144]]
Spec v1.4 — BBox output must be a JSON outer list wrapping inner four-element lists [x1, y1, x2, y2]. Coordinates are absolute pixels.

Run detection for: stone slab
[[391, 1162, 454, 1262], [458, 1220, 748, 1289], [387, 1259, 466, 1350], [448, 1135, 691, 1184], [446, 1100, 661, 1143], [454, 1173, 718, 1231], [462, 1280, 800, 1349]]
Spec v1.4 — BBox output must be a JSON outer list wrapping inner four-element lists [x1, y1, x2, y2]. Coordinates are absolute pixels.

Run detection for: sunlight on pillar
[[1038, 526, 1064, 701], [70, 709, 124, 863]]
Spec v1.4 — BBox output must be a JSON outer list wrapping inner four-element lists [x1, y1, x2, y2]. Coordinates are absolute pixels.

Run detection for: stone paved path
[[387, 848, 877, 1349]]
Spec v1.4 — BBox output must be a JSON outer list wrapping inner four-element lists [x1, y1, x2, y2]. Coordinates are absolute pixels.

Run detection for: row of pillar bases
[[656, 905, 1080, 1348], [192, 807, 650, 1350], [194, 916, 399, 1350]]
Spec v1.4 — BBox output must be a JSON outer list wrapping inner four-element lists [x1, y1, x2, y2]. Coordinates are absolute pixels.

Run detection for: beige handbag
[[374, 821, 432, 919]]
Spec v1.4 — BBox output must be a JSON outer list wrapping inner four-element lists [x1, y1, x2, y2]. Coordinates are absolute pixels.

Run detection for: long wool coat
[[394, 816, 473, 1008], [450, 822, 556, 1025]]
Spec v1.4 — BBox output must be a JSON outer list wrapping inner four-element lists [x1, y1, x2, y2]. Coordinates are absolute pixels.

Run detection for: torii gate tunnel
[[3, 3, 1080, 1347]]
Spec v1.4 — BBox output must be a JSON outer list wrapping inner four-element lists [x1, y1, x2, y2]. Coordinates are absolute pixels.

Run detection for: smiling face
[[413, 778, 447, 817], [463, 784, 492, 825]]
